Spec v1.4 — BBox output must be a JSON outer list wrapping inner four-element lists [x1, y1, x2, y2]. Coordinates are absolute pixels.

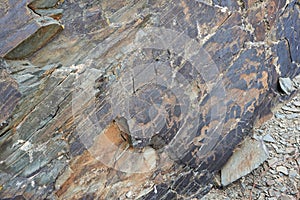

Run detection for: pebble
[[262, 134, 276, 143], [275, 113, 285, 119], [280, 186, 287, 192], [279, 194, 292, 200], [286, 113, 299, 119], [279, 77, 294, 95], [293, 101, 300, 107], [268, 158, 278, 167], [285, 147, 295, 154], [289, 169, 298, 178], [126, 191, 133, 198], [281, 106, 300, 113], [276, 166, 288, 175], [266, 180, 275, 186]]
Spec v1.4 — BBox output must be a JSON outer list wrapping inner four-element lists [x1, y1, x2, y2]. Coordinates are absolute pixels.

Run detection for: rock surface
[[0, 0, 299, 199]]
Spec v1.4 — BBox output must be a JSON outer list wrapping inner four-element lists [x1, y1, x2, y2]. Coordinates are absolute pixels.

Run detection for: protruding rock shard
[[0, 0, 63, 59], [221, 138, 269, 186], [279, 77, 295, 95]]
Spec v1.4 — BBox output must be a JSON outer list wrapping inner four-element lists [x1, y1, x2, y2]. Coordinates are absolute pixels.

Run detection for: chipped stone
[[126, 191, 133, 198], [279, 77, 294, 95], [289, 169, 298, 178], [281, 106, 300, 113], [275, 112, 285, 119], [266, 180, 275, 186], [262, 134, 276, 143], [268, 158, 279, 167], [276, 166, 288, 175], [293, 101, 300, 107], [285, 147, 295, 155]]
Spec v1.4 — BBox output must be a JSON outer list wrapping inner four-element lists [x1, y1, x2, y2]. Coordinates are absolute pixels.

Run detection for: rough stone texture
[[0, 0, 299, 199]]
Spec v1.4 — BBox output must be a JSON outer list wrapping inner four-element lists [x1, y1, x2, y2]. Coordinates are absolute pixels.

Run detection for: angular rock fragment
[[0, 0, 63, 59], [276, 166, 288, 175], [221, 138, 269, 186], [2, 17, 63, 59], [279, 77, 294, 95]]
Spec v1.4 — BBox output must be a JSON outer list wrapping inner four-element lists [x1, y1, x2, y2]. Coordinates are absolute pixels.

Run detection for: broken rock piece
[[0, 0, 63, 59], [221, 138, 269, 186], [3, 16, 63, 59], [279, 77, 294, 95]]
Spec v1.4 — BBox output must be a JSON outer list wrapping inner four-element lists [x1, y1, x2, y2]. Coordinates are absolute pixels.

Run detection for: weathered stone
[[293, 101, 300, 107], [263, 134, 276, 143], [221, 138, 269, 186], [276, 166, 289, 175], [279, 77, 294, 95], [282, 106, 300, 113]]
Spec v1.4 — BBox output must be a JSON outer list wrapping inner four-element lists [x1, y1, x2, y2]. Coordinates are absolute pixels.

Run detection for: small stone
[[263, 134, 276, 143], [282, 106, 300, 113], [268, 158, 279, 167], [286, 113, 299, 119], [279, 77, 294, 95], [275, 112, 285, 119], [126, 191, 133, 198], [266, 180, 275, 186], [276, 166, 289, 175], [269, 169, 277, 175], [285, 147, 295, 154], [293, 101, 300, 107], [280, 186, 287, 192], [289, 169, 298, 178], [279, 194, 293, 200], [268, 189, 276, 197]]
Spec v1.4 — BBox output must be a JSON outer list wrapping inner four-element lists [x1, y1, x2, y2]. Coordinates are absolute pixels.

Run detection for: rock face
[[0, 0, 299, 199]]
